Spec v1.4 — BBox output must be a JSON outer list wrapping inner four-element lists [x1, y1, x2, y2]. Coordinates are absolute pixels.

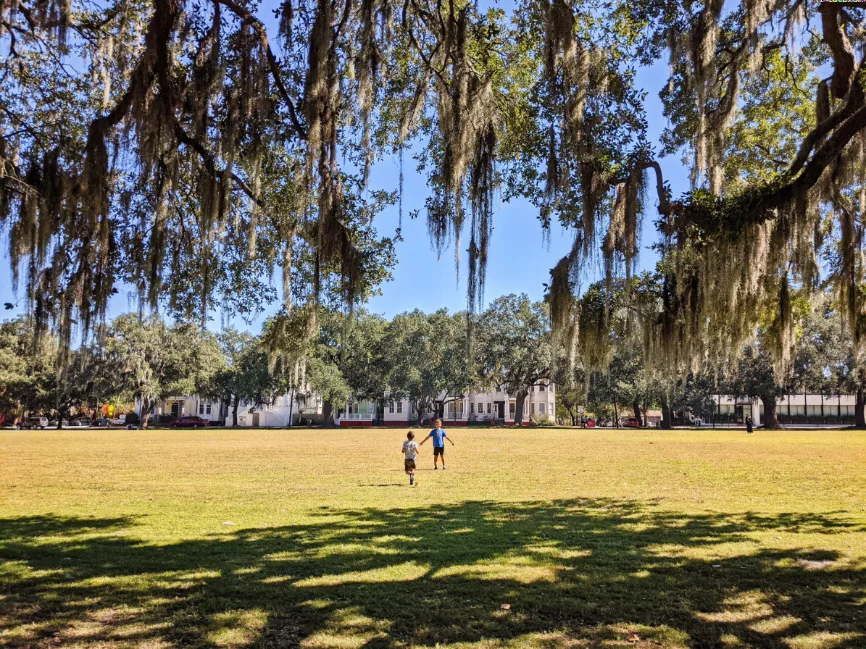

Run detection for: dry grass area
[[1, 427, 865, 649]]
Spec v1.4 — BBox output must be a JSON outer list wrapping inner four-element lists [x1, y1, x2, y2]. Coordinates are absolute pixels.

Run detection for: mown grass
[[1, 427, 865, 649]]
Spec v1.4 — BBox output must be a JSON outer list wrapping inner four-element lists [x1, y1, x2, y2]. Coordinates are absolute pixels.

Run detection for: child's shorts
[[433, 447, 445, 456], [404, 458, 416, 471]]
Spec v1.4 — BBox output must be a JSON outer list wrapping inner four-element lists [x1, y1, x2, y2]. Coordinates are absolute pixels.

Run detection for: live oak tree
[[306, 308, 385, 425], [213, 328, 269, 427], [0, 317, 55, 420], [3, 0, 866, 384], [384, 308, 472, 425], [105, 314, 223, 427], [724, 342, 784, 429], [476, 294, 552, 425]]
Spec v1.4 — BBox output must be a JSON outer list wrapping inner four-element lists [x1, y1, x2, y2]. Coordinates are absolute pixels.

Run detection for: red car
[[171, 416, 209, 428], [622, 418, 641, 428]]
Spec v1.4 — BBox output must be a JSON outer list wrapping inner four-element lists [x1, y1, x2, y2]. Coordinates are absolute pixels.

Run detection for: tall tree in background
[[105, 315, 223, 427], [476, 294, 552, 425], [385, 309, 472, 425]]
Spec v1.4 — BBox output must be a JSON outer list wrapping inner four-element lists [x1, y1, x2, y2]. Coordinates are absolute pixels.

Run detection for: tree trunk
[[415, 401, 426, 427], [661, 397, 672, 430], [232, 395, 240, 427], [856, 387, 866, 428], [323, 399, 334, 427], [514, 390, 528, 426], [287, 388, 295, 427], [613, 401, 618, 427], [220, 397, 230, 426], [761, 396, 780, 429], [141, 397, 150, 429], [564, 404, 575, 426], [632, 398, 641, 424]]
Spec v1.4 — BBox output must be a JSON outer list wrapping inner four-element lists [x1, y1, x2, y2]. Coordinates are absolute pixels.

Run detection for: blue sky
[[0, 51, 692, 335]]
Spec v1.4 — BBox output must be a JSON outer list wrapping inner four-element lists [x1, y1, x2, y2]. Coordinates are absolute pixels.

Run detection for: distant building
[[712, 394, 857, 426], [335, 382, 557, 427], [135, 391, 323, 427]]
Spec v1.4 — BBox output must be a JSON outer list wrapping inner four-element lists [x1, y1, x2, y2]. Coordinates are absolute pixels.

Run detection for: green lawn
[[1, 428, 864, 649]]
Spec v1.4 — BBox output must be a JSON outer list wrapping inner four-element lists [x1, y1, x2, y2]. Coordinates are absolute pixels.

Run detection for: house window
[[539, 384, 546, 392], [389, 401, 395, 414], [199, 403, 205, 415], [206, 403, 212, 415], [496, 386, 501, 392], [486, 403, 491, 414], [530, 403, 536, 415], [539, 403, 546, 415], [510, 402, 515, 416], [397, 401, 403, 414], [470, 403, 475, 414], [477, 402, 483, 413]]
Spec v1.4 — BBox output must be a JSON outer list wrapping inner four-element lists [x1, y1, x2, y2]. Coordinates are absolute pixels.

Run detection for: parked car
[[623, 418, 641, 428], [110, 417, 126, 426], [20, 416, 49, 429], [171, 416, 209, 428], [94, 418, 111, 426]]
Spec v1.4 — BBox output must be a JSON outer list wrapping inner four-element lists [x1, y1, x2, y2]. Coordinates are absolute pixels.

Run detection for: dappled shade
[[2, 499, 864, 648]]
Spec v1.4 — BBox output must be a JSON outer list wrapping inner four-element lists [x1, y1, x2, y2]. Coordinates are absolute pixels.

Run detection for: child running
[[402, 431, 419, 485], [418, 418, 455, 469]]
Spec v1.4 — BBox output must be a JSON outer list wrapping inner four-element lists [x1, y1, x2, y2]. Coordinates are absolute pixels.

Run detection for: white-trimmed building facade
[[335, 382, 557, 427], [135, 392, 323, 427]]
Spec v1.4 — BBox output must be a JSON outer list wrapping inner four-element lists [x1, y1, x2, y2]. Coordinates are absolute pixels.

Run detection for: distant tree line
[[0, 294, 554, 427], [3, 283, 862, 429]]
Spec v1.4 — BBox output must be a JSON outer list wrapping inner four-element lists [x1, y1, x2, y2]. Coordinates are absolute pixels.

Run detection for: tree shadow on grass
[[1, 500, 864, 648]]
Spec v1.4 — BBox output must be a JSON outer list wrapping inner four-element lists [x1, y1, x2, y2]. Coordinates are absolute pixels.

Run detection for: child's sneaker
[[443, 465, 447, 470], [434, 466, 438, 470], [410, 475, 414, 485]]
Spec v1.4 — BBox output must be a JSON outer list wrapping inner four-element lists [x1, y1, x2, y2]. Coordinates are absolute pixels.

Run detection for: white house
[[335, 382, 557, 427], [136, 395, 224, 424], [135, 391, 323, 427], [233, 392, 323, 427]]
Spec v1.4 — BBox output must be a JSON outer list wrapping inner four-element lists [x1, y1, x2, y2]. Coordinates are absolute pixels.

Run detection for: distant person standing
[[419, 418, 454, 469], [746, 415, 753, 434]]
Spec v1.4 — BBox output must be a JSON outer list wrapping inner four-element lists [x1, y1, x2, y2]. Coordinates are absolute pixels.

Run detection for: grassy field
[[1, 428, 864, 649]]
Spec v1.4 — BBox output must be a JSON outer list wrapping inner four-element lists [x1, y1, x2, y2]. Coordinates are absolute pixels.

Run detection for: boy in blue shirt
[[419, 418, 455, 469]]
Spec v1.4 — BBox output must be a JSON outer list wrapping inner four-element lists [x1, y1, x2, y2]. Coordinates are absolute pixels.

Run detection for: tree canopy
[[2, 0, 866, 380]]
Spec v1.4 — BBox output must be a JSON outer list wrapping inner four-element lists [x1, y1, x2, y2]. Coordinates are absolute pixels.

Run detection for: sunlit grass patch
[[784, 631, 861, 649], [206, 609, 267, 648], [299, 608, 389, 649], [293, 561, 431, 587], [433, 555, 563, 583]]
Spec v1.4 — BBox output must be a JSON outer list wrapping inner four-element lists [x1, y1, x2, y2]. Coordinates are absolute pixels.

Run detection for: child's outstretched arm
[[448, 435, 455, 446], [418, 436, 428, 446]]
